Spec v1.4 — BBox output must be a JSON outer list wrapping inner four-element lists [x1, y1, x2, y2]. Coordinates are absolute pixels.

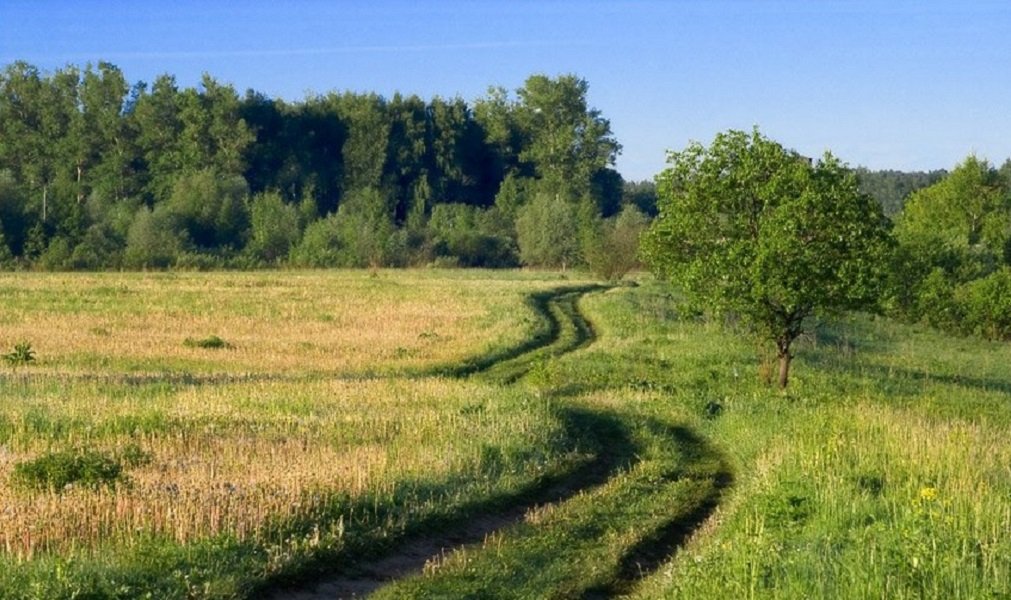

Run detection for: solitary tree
[[641, 129, 891, 388]]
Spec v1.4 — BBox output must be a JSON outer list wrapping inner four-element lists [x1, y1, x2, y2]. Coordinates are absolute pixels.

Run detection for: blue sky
[[2, 0, 1009, 181]]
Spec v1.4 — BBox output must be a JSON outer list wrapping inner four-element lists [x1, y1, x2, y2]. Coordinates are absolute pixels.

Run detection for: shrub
[[956, 268, 1011, 340], [290, 215, 343, 267], [247, 190, 300, 263], [124, 206, 182, 269], [583, 204, 648, 281], [516, 193, 581, 269]]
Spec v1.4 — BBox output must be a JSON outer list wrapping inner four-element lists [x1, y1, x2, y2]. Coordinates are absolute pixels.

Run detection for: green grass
[[1, 272, 1009, 599]]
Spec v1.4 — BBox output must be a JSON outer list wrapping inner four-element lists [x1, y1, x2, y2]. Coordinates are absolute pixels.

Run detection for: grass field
[[0, 270, 1009, 599]]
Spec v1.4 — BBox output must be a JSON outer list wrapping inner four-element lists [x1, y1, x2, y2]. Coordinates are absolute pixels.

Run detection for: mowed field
[[0, 270, 1009, 599]]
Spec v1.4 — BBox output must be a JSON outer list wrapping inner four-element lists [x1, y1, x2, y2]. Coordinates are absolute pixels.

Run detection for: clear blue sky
[[2, 0, 1009, 181]]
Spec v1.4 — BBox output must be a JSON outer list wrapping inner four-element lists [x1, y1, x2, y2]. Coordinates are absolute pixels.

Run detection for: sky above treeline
[[2, 0, 1009, 181]]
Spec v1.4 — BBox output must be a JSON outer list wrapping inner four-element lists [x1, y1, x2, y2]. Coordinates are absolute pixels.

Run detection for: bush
[[247, 190, 300, 263], [36, 237, 73, 270], [12, 450, 123, 492], [124, 206, 182, 269], [165, 169, 250, 250], [515, 193, 581, 269], [70, 223, 124, 270], [584, 204, 648, 281], [956, 268, 1011, 340], [289, 215, 342, 267]]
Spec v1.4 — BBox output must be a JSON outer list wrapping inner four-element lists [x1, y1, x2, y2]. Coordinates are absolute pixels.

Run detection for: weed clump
[[183, 335, 231, 349], [12, 449, 124, 492], [4, 341, 36, 366]]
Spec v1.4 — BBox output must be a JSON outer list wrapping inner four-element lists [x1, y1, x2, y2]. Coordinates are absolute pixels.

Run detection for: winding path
[[264, 284, 731, 599]]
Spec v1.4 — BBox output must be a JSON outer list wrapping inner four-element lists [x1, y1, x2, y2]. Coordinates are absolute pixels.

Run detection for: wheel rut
[[263, 284, 731, 599]]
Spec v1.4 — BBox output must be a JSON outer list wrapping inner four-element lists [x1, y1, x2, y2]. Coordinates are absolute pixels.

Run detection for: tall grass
[[0, 270, 593, 598], [1, 272, 1008, 598]]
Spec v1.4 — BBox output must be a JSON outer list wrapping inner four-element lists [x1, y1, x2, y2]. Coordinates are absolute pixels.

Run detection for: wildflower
[[919, 486, 938, 502]]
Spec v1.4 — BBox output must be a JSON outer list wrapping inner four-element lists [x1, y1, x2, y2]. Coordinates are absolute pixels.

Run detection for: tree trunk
[[777, 350, 792, 389]]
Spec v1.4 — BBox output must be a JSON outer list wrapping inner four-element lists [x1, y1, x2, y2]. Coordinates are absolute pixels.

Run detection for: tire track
[[264, 284, 732, 600], [263, 285, 616, 599]]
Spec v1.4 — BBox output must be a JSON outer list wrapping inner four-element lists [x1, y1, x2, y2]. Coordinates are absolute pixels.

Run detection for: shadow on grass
[[258, 406, 637, 600], [581, 422, 734, 599], [424, 284, 607, 382]]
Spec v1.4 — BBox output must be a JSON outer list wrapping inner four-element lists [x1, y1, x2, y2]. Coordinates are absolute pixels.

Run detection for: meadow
[[0, 270, 1008, 599]]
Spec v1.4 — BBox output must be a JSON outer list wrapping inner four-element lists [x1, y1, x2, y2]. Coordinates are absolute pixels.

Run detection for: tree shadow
[[424, 284, 607, 381], [581, 421, 734, 599], [258, 406, 637, 599]]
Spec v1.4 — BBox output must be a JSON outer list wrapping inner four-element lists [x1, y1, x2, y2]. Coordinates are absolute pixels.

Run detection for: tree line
[[0, 61, 651, 274]]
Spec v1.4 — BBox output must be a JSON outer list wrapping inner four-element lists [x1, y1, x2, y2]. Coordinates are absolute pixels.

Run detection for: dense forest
[[854, 168, 948, 216], [0, 61, 656, 272]]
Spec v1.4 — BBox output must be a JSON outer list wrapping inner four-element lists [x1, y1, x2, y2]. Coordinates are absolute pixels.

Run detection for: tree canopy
[[641, 129, 892, 388], [0, 63, 625, 270], [888, 156, 1011, 337]]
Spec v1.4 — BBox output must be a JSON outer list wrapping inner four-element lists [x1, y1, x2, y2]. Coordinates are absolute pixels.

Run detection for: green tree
[[891, 157, 1010, 322], [335, 93, 390, 194], [165, 169, 249, 251], [333, 187, 398, 268], [130, 74, 185, 203], [428, 203, 517, 267], [642, 129, 891, 388], [124, 206, 181, 268], [247, 190, 300, 263], [957, 267, 1011, 340], [584, 204, 649, 281], [515, 193, 581, 269], [290, 214, 340, 267], [515, 74, 621, 201]]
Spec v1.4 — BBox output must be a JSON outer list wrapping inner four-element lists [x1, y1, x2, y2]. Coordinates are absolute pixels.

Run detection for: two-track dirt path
[[266, 284, 730, 599]]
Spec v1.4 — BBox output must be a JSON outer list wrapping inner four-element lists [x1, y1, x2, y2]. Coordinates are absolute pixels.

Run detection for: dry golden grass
[[0, 270, 586, 376], [0, 270, 589, 561], [0, 373, 571, 560]]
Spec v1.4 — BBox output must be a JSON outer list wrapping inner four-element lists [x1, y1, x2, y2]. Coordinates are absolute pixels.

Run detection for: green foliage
[[36, 236, 73, 270], [956, 267, 1011, 340], [124, 206, 181, 268], [516, 193, 582, 269], [289, 214, 342, 267], [583, 204, 648, 281], [183, 335, 231, 349], [165, 169, 250, 250], [622, 179, 658, 217], [333, 187, 400, 268], [515, 74, 621, 200], [0, 62, 635, 271], [0, 220, 13, 266], [854, 167, 946, 216], [428, 203, 518, 267], [70, 223, 124, 269], [4, 341, 35, 366], [247, 190, 300, 263], [889, 156, 1011, 336], [12, 449, 123, 491], [642, 128, 892, 387], [894, 156, 1008, 272]]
